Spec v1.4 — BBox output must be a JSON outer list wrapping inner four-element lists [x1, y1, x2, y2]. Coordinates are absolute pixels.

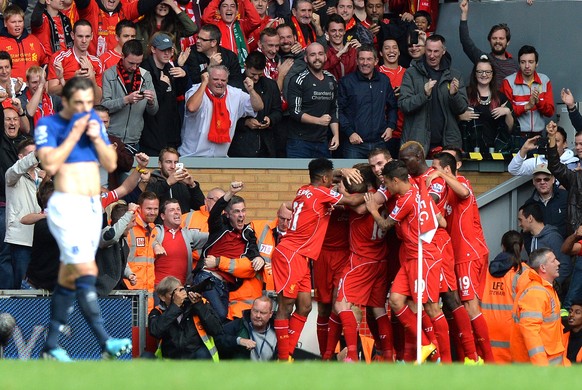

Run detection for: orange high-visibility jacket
[[510, 269, 566, 365], [126, 216, 157, 311], [481, 262, 530, 364]]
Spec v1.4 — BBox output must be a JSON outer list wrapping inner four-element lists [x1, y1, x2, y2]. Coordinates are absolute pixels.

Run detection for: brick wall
[[189, 168, 512, 220]]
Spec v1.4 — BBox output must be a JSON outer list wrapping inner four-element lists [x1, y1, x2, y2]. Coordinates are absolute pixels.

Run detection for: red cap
[[1, 99, 17, 113]]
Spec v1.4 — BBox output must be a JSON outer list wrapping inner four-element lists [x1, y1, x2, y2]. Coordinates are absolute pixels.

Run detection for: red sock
[[447, 315, 464, 361], [394, 305, 429, 345], [376, 313, 394, 360], [471, 313, 495, 362], [274, 318, 290, 360], [403, 327, 416, 362], [391, 313, 405, 361], [288, 313, 307, 357], [323, 312, 342, 360], [452, 306, 478, 362], [339, 310, 359, 361], [421, 312, 438, 347], [316, 315, 329, 358], [432, 313, 452, 363]]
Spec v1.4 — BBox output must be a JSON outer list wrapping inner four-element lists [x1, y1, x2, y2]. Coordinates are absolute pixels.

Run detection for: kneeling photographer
[[149, 276, 223, 360]]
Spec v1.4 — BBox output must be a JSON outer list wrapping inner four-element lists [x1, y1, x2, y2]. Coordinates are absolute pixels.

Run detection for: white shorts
[[47, 191, 102, 265]]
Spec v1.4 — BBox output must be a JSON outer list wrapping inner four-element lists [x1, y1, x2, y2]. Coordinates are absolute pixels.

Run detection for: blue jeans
[[343, 140, 387, 159], [191, 271, 229, 323], [286, 138, 330, 158], [11, 244, 32, 289], [564, 256, 582, 308], [0, 207, 13, 289]]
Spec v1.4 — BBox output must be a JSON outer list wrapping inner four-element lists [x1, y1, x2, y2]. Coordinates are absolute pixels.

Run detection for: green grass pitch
[[0, 360, 576, 390]]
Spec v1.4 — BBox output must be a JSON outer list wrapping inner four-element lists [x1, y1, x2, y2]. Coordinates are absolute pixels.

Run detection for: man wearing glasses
[[184, 24, 244, 89]]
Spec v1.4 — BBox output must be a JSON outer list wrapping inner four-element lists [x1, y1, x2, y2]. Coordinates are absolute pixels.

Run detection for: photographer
[[148, 276, 223, 360], [508, 124, 578, 177]]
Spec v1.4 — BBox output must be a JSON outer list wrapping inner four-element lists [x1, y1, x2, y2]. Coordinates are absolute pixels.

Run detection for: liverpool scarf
[[205, 87, 231, 143], [117, 57, 142, 94], [291, 16, 315, 48], [233, 20, 248, 69]]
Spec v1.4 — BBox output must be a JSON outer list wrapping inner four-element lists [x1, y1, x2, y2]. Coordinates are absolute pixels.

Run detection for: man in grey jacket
[[101, 39, 159, 153], [399, 34, 468, 157]]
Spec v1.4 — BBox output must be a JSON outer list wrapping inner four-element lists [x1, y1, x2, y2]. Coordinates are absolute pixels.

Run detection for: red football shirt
[[99, 49, 122, 71], [278, 184, 342, 259], [389, 186, 440, 260], [349, 191, 388, 260], [321, 208, 349, 251], [445, 175, 488, 262], [48, 48, 104, 87], [155, 227, 189, 284]]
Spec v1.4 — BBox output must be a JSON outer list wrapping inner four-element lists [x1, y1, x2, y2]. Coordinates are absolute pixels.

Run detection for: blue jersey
[[35, 109, 110, 163]]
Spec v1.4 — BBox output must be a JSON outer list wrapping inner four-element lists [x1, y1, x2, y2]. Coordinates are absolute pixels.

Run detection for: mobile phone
[[175, 162, 184, 172], [138, 91, 145, 96], [409, 30, 419, 46], [260, 119, 268, 125]]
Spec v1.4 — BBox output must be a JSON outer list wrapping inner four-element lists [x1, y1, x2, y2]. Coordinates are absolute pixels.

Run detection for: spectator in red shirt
[[99, 20, 137, 72], [31, 0, 74, 56]]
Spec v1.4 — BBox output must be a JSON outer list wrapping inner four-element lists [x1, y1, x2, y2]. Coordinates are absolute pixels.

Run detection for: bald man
[[286, 43, 339, 158]]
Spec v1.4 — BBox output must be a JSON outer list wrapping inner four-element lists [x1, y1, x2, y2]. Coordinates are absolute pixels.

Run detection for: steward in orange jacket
[[510, 249, 566, 365], [481, 250, 530, 364], [127, 213, 158, 311]]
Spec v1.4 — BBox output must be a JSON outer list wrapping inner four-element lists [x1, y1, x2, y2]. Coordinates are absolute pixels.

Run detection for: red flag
[[417, 179, 438, 243]]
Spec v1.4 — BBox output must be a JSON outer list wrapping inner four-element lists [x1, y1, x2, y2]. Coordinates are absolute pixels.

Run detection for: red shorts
[[434, 234, 457, 293], [272, 246, 311, 299], [478, 252, 489, 298], [390, 254, 442, 304], [455, 259, 483, 301], [336, 253, 388, 307], [313, 247, 350, 303]]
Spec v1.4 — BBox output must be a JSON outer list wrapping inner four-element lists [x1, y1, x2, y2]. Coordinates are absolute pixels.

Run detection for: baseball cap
[[1, 99, 18, 113], [532, 164, 552, 176], [151, 33, 173, 50]]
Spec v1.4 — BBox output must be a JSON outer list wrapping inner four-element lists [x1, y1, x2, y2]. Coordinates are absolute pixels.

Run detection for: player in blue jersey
[[35, 77, 131, 361]]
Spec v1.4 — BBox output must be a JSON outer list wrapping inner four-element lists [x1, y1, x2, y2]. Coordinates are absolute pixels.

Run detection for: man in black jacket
[[184, 24, 244, 90], [229, 51, 282, 157], [219, 296, 277, 360], [191, 181, 264, 322], [139, 32, 190, 157], [146, 147, 204, 223], [149, 275, 223, 360]]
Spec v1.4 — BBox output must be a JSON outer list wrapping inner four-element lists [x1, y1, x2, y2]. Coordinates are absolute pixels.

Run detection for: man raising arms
[[35, 77, 131, 361]]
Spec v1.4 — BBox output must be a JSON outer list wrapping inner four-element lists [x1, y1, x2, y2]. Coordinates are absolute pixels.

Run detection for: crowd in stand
[[1, 0, 582, 364]]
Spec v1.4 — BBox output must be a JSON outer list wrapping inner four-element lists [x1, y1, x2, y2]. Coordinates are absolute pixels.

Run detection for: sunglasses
[[534, 177, 551, 183]]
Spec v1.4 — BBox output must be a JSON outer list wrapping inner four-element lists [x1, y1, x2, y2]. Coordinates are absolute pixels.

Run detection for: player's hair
[[16, 137, 35, 155], [343, 163, 375, 194], [308, 158, 334, 182], [487, 23, 511, 43], [226, 195, 245, 212], [73, 19, 92, 34], [368, 148, 391, 161], [116, 19, 137, 36], [501, 230, 523, 272], [326, 14, 346, 30], [433, 152, 457, 175], [260, 27, 278, 41], [93, 105, 109, 115], [293, 0, 312, 10], [413, 10, 431, 26], [111, 203, 129, 225], [137, 191, 159, 206], [3, 5, 24, 20], [382, 160, 408, 181], [529, 247, 553, 272], [161, 198, 180, 215], [26, 65, 43, 81], [159, 147, 180, 161], [0, 51, 11, 67], [62, 77, 95, 100], [122, 39, 144, 57], [519, 202, 544, 224], [357, 44, 377, 60], [245, 51, 266, 71], [399, 141, 425, 159], [200, 24, 221, 45], [518, 45, 538, 63], [441, 146, 463, 162], [37, 178, 54, 209], [156, 276, 181, 297]]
